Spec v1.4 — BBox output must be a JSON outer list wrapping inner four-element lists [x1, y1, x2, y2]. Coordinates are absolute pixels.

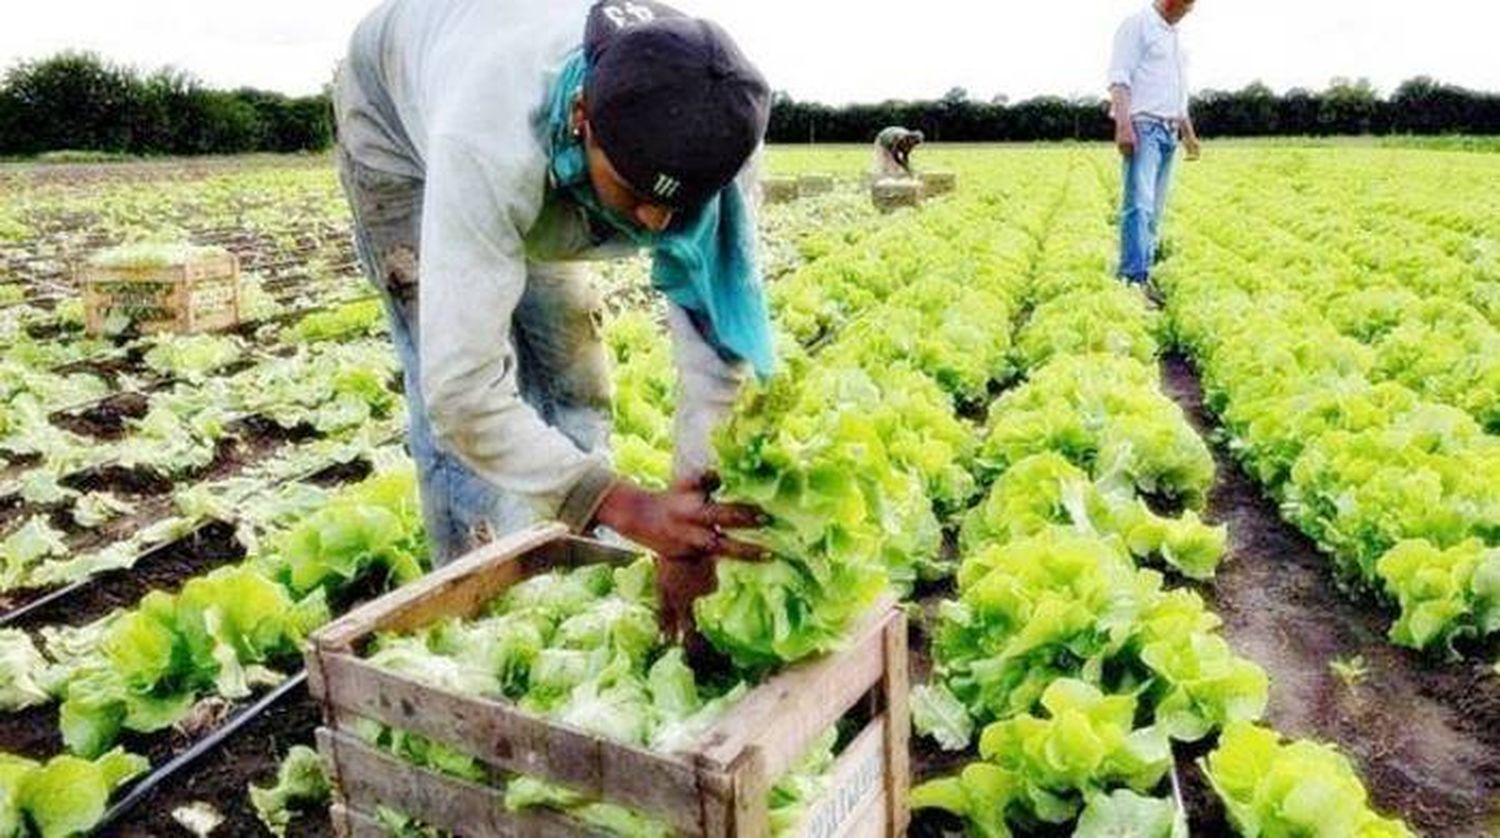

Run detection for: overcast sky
[[3, 1, 1497, 104]]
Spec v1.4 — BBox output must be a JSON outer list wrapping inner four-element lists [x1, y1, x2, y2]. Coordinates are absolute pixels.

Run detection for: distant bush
[[35, 149, 131, 163]]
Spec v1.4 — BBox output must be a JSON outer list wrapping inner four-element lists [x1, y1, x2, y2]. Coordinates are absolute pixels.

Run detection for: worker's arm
[[419, 135, 617, 530], [1110, 86, 1136, 156], [1107, 17, 1140, 156], [666, 304, 744, 478], [667, 151, 758, 479], [1181, 114, 1201, 160]]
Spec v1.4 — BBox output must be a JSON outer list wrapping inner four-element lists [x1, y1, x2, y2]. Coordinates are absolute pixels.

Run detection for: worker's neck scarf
[[546, 49, 775, 379]]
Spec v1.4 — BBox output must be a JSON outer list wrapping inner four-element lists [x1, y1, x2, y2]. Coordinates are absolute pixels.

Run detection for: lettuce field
[[0, 143, 1497, 836]]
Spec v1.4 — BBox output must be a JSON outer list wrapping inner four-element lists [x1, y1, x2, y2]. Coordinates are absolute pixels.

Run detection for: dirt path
[[1160, 353, 1500, 837]]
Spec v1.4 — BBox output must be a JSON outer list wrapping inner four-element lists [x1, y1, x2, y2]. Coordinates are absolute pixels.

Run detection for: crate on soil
[[918, 172, 956, 196], [761, 176, 801, 205], [797, 174, 835, 198], [80, 242, 241, 336], [308, 523, 912, 838], [870, 179, 922, 213]]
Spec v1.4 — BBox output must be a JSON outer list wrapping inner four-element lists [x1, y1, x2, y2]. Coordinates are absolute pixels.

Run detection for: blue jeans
[[1118, 117, 1178, 283], [335, 147, 612, 564]]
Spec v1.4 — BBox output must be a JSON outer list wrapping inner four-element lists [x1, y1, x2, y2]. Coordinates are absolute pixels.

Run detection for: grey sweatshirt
[[334, 0, 749, 530]]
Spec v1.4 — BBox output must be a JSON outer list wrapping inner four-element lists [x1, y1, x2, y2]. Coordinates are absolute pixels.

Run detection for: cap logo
[[653, 173, 682, 200], [601, 2, 656, 29]]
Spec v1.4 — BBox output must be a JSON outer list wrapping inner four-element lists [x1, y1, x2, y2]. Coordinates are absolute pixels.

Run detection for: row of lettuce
[[904, 165, 1408, 836], [0, 319, 403, 595], [603, 159, 1409, 836], [0, 447, 423, 836], [0, 159, 1422, 835], [1160, 158, 1499, 659]]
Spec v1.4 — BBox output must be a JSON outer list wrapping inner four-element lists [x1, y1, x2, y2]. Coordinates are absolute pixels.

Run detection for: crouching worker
[[333, 0, 775, 631], [872, 126, 924, 178]]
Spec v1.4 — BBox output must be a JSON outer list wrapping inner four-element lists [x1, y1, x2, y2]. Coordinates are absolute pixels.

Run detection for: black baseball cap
[[583, 1, 770, 210]]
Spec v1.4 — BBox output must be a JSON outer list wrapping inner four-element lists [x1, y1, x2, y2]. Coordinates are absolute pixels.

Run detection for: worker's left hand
[[1184, 136, 1202, 161], [595, 472, 767, 563], [642, 471, 769, 642]]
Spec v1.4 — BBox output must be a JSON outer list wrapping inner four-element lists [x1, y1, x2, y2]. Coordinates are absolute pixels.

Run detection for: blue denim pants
[[1118, 117, 1178, 283], [335, 147, 612, 565]]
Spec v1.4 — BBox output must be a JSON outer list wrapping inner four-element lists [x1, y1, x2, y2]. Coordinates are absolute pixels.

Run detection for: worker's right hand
[[1115, 122, 1137, 157], [593, 473, 769, 563]]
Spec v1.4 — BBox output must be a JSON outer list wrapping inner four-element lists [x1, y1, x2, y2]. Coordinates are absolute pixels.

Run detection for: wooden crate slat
[[832, 789, 888, 838], [311, 522, 571, 653], [879, 614, 911, 835], [797, 717, 889, 838], [319, 728, 608, 837], [315, 652, 713, 835], [694, 600, 897, 778], [328, 803, 385, 838]]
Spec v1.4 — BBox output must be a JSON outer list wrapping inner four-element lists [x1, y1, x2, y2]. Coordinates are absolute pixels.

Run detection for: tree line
[[1, 52, 1497, 158], [0, 52, 330, 157], [768, 78, 1500, 143]]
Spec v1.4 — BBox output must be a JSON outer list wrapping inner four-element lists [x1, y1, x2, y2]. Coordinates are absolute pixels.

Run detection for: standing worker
[[1108, 0, 1202, 298], [872, 126, 924, 178], [333, 0, 773, 630]]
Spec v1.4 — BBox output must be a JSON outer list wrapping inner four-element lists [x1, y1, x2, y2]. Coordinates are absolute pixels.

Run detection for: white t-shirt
[[1107, 5, 1190, 120]]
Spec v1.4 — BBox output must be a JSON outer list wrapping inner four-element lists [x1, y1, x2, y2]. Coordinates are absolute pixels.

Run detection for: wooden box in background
[[81, 245, 240, 336], [796, 174, 835, 198], [918, 172, 957, 197], [870, 179, 923, 213], [761, 177, 801, 205]]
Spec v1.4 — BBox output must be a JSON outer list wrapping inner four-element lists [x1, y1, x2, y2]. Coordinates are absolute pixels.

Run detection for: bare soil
[[3, 520, 244, 631], [49, 392, 151, 440], [105, 684, 333, 838], [1159, 353, 1500, 837]]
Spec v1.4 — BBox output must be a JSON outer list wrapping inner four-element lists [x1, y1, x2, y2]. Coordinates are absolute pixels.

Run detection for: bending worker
[[333, 0, 773, 619], [873, 126, 924, 178]]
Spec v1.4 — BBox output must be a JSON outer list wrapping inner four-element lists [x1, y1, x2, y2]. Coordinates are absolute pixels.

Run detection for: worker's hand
[[1184, 135, 1202, 161], [1115, 121, 1137, 157], [593, 473, 768, 563], [656, 553, 718, 643]]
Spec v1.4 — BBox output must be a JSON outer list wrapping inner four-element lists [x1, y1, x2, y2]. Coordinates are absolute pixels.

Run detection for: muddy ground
[[105, 682, 332, 838], [1159, 353, 1500, 837]]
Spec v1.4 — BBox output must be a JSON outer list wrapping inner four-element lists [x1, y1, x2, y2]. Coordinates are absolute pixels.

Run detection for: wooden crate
[[870, 179, 922, 213], [80, 248, 240, 336], [918, 172, 957, 197], [761, 177, 801, 205], [796, 174, 835, 198], [308, 523, 911, 838]]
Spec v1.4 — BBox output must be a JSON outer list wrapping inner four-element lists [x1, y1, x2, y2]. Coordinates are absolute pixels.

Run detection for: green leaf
[[910, 682, 974, 751], [1073, 790, 1184, 838], [250, 745, 330, 837], [0, 629, 51, 712], [16, 748, 147, 838]]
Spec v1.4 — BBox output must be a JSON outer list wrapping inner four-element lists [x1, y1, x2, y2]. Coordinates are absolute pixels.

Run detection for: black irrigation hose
[[0, 430, 403, 628], [0, 519, 218, 629], [96, 670, 309, 830]]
